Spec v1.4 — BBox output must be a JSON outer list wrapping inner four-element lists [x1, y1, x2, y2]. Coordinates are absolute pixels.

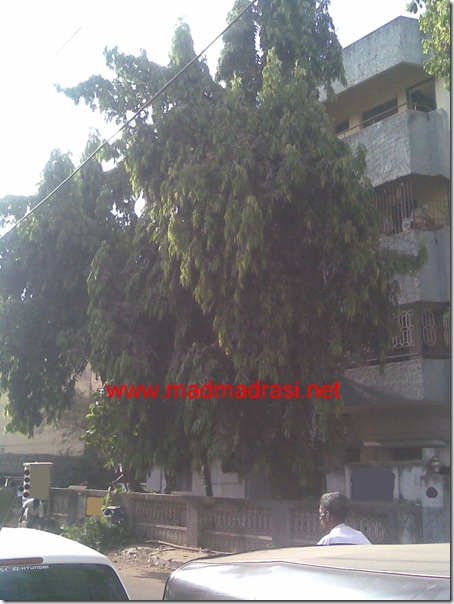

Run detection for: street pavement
[[119, 567, 170, 600], [108, 542, 215, 599]]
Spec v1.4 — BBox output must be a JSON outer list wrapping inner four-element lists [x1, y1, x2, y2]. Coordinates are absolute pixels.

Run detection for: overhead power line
[[49, 25, 84, 63], [1, 0, 257, 241]]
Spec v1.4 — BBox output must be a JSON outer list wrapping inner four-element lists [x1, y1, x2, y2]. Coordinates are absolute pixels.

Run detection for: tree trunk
[[122, 466, 143, 492], [163, 471, 175, 494]]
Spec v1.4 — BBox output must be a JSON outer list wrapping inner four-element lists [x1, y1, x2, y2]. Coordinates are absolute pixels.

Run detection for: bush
[[60, 516, 131, 552]]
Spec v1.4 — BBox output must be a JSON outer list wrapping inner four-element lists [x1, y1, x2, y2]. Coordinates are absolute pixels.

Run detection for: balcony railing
[[335, 103, 450, 236], [359, 304, 450, 366], [335, 101, 434, 140], [376, 197, 450, 237]]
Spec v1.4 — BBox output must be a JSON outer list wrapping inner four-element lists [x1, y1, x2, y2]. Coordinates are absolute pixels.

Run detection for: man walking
[[317, 492, 371, 545]]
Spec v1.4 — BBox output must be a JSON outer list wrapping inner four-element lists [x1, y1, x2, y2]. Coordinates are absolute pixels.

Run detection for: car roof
[[0, 527, 113, 567], [195, 543, 450, 577], [164, 543, 450, 601]]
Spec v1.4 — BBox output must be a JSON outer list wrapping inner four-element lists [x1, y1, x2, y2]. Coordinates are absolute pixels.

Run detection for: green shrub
[[60, 516, 131, 552]]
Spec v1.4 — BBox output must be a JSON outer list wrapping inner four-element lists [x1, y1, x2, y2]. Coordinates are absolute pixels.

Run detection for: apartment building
[[322, 17, 450, 521]]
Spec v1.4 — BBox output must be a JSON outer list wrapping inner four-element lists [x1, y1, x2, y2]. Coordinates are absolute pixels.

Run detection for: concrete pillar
[[420, 473, 450, 542], [348, 113, 362, 135], [397, 90, 407, 112], [66, 491, 78, 525], [185, 498, 200, 548], [270, 501, 291, 548]]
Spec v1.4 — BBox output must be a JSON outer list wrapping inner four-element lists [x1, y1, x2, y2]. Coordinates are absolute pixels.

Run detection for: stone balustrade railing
[[49, 488, 422, 552]]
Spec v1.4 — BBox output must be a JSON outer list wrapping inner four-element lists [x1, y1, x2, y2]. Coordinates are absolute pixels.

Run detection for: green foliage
[[407, 0, 450, 90], [216, 0, 262, 99], [103, 483, 127, 510], [0, 1, 425, 497], [50, 450, 115, 489], [217, 0, 345, 99], [0, 144, 134, 436], [0, 151, 93, 434], [60, 516, 131, 552]]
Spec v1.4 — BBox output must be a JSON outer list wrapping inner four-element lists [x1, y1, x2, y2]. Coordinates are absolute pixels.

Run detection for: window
[[407, 79, 436, 112], [0, 563, 128, 601], [358, 304, 449, 366], [393, 310, 414, 350], [344, 448, 361, 463], [389, 447, 422, 461], [421, 306, 451, 357], [351, 468, 395, 501], [422, 310, 437, 346], [362, 98, 398, 128], [335, 119, 349, 135]]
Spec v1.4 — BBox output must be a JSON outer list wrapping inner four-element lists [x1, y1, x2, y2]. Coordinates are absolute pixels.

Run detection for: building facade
[[322, 17, 450, 534]]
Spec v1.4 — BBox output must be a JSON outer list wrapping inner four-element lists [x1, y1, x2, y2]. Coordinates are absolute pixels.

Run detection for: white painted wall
[[435, 79, 450, 120], [325, 469, 347, 495], [146, 462, 245, 498], [327, 461, 437, 504], [394, 464, 425, 502], [0, 368, 98, 456]]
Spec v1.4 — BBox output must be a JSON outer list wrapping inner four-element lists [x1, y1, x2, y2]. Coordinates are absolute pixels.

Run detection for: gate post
[[420, 458, 449, 542]]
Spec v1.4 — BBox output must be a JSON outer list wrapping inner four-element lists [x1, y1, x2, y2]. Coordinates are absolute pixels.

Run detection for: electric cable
[[49, 25, 84, 63], [0, 0, 257, 240]]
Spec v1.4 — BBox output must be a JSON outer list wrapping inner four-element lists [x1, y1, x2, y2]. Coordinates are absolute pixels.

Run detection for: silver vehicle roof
[[164, 543, 450, 601]]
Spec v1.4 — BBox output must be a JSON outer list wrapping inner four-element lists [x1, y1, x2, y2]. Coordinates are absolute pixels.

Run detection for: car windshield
[[0, 562, 128, 601]]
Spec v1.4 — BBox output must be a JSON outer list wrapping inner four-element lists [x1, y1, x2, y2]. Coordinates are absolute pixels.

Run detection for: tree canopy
[[407, 0, 451, 90], [0, 0, 422, 498]]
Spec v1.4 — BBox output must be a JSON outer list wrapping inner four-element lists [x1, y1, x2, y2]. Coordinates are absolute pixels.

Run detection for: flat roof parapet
[[321, 16, 423, 100]]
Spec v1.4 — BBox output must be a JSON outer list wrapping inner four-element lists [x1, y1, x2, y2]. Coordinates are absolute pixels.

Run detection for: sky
[[0, 0, 416, 199]]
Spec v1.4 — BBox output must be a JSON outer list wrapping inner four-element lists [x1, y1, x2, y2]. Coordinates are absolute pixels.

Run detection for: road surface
[[119, 567, 170, 600]]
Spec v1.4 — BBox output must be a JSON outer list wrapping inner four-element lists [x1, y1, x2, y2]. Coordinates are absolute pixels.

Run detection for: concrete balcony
[[344, 108, 450, 187], [333, 17, 424, 95], [385, 229, 451, 305], [345, 357, 450, 406]]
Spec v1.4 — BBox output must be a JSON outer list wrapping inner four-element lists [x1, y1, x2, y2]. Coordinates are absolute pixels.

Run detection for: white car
[[0, 527, 129, 600]]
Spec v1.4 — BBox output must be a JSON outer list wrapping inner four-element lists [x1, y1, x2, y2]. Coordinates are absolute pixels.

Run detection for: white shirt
[[22, 498, 44, 519], [317, 523, 372, 545]]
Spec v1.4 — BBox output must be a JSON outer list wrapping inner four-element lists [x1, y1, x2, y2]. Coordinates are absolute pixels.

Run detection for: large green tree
[[0, 1, 422, 497], [407, 0, 451, 90], [0, 150, 96, 434]]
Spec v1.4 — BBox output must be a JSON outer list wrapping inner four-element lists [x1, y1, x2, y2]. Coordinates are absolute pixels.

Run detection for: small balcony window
[[373, 176, 450, 237], [335, 119, 349, 135], [358, 304, 450, 366], [393, 310, 415, 350], [421, 306, 450, 357], [362, 98, 398, 128], [422, 310, 437, 346], [407, 79, 436, 112]]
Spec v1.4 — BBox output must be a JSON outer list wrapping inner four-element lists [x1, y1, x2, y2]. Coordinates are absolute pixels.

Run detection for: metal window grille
[[422, 310, 437, 346], [393, 310, 414, 349], [372, 177, 450, 236]]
